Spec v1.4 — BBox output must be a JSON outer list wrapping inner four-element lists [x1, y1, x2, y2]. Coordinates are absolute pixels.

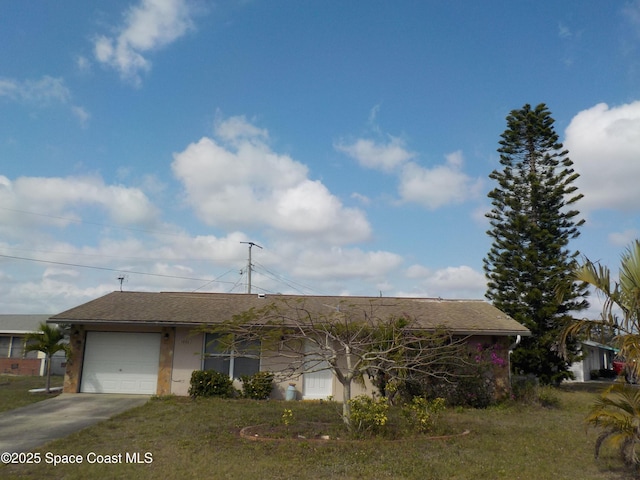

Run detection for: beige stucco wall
[[171, 328, 204, 396], [259, 347, 375, 401], [64, 325, 513, 401], [257, 349, 301, 399]]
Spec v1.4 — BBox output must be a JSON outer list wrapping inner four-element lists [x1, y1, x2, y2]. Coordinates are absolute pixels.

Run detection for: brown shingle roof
[[0, 314, 52, 333], [49, 291, 530, 337]]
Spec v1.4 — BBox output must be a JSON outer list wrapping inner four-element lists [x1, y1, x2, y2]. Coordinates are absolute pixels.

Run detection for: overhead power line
[[191, 268, 236, 292], [252, 261, 327, 296], [0, 253, 236, 285], [0, 205, 328, 295]]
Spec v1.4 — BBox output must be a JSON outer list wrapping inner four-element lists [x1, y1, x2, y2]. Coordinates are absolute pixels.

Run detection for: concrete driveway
[[0, 393, 149, 453]]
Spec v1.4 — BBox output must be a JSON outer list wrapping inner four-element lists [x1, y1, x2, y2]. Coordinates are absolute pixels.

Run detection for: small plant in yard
[[348, 394, 389, 436], [240, 371, 274, 400], [537, 386, 560, 408], [402, 396, 445, 433], [282, 408, 294, 426], [587, 383, 640, 468]]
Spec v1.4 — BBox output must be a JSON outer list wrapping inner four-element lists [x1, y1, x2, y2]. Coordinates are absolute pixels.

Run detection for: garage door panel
[[81, 332, 161, 394]]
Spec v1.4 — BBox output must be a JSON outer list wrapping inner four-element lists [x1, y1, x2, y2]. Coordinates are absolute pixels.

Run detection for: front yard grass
[[1, 383, 632, 479], [0, 375, 63, 413]]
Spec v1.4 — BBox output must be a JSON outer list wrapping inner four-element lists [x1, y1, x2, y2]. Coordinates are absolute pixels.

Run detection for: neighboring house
[[568, 340, 618, 382], [0, 314, 67, 376], [49, 291, 530, 399]]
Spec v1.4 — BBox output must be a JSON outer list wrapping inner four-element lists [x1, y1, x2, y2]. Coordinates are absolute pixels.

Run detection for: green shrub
[[188, 370, 235, 398], [511, 375, 560, 407], [401, 396, 445, 433], [378, 343, 508, 408], [240, 371, 274, 400], [537, 386, 560, 408], [511, 374, 539, 404], [348, 395, 389, 436], [435, 375, 495, 408]]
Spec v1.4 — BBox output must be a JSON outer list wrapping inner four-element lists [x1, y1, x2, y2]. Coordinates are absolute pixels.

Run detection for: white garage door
[[81, 332, 161, 394]]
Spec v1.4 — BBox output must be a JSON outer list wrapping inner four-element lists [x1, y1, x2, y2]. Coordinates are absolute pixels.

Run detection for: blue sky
[[1, 0, 639, 313]]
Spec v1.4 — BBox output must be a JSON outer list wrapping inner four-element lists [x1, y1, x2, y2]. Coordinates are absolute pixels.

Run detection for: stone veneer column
[[157, 327, 175, 395], [63, 325, 85, 393]]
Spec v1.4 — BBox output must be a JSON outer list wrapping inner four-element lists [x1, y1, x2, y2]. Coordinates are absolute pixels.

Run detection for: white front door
[[81, 332, 161, 394], [302, 341, 333, 399], [303, 368, 333, 399]]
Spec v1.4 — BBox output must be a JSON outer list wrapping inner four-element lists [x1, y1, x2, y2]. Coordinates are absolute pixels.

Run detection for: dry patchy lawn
[[1, 383, 635, 480], [0, 375, 63, 413]]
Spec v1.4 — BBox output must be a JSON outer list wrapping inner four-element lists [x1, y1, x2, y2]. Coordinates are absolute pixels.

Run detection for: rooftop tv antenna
[[117, 274, 128, 292], [240, 241, 262, 294]]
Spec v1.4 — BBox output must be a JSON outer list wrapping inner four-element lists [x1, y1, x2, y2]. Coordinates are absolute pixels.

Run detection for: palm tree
[[587, 383, 640, 467], [561, 240, 640, 469], [561, 239, 640, 377], [24, 323, 69, 393]]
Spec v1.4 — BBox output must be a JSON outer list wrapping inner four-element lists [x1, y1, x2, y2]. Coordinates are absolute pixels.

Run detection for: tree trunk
[[341, 379, 352, 428], [45, 354, 52, 394]]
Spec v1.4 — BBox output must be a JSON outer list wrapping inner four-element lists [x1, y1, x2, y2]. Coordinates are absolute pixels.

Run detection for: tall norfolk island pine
[[484, 103, 588, 384]]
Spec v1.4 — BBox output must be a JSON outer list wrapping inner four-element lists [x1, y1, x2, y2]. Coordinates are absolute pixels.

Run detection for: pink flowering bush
[[474, 342, 508, 367], [425, 342, 509, 408]]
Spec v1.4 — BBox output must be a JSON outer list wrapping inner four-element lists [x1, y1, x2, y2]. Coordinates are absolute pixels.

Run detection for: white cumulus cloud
[[290, 246, 403, 281], [94, 0, 196, 85], [0, 75, 89, 126], [0, 175, 160, 237], [335, 136, 414, 172], [398, 151, 482, 210], [565, 101, 640, 212], [400, 264, 487, 299], [172, 116, 372, 244], [608, 229, 640, 247], [336, 131, 481, 210]]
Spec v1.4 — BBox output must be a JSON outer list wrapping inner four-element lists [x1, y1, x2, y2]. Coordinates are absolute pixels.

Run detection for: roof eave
[[46, 319, 204, 327], [453, 329, 531, 336], [47, 318, 531, 337]]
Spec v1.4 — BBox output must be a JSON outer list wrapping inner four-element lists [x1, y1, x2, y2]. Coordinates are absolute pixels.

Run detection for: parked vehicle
[[613, 358, 626, 376], [613, 356, 638, 384]]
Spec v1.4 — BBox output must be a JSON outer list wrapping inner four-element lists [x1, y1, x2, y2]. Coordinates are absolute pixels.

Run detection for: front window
[[203, 333, 260, 379], [23, 338, 39, 359], [0, 336, 10, 357], [10, 338, 24, 358]]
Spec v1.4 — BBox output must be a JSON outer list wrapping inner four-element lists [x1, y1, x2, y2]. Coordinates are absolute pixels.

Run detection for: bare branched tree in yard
[[204, 298, 470, 428]]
